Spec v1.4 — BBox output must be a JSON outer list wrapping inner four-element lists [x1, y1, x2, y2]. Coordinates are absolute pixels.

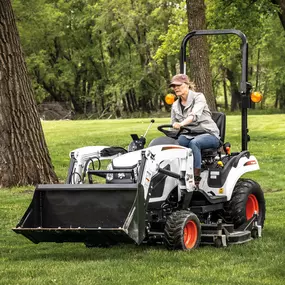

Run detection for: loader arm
[[13, 145, 194, 246]]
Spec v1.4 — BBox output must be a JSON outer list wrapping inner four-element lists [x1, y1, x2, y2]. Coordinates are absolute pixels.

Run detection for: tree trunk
[[130, 89, 138, 109], [122, 97, 128, 113], [274, 90, 279, 108], [186, 0, 216, 111], [277, 84, 285, 109], [271, 1, 285, 108], [226, 68, 241, 111], [261, 80, 267, 109], [223, 75, 229, 111], [272, 0, 285, 28], [0, 0, 58, 187], [125, 92, 133, 113]]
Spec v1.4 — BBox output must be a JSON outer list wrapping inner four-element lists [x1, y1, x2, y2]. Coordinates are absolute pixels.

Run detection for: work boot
[[194, 168, 201, 188]]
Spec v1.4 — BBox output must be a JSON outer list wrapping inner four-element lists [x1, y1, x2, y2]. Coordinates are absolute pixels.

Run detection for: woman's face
[[172, 83, 189, 98]]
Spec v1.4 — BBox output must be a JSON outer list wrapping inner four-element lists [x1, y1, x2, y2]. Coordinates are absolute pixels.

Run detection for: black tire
[[164, 210, 201, 250], [225, 179, 266, 228], [214, 237, 224, 248]]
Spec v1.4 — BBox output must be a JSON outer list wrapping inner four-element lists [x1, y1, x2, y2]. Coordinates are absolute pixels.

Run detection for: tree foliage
[[12, 0, 285, 116], [206, 0, 285, 110]]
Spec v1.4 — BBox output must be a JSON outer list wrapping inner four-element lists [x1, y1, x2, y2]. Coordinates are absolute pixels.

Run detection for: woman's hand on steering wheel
[[172, 122, 184, 129], [157, 124, 190, 139]]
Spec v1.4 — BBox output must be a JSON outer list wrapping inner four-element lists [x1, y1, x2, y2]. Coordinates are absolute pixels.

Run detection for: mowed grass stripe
[[0, 114, 284, 284]]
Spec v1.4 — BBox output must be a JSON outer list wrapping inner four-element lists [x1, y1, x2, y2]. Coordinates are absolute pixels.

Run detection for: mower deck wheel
[[164, 210, 201, 250]]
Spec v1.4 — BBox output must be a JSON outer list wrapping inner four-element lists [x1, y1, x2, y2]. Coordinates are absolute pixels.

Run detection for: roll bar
[[180, 29, 251, 151]]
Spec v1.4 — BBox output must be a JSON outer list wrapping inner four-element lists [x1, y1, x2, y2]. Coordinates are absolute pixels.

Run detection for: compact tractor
[[14, 30, 265, 250]]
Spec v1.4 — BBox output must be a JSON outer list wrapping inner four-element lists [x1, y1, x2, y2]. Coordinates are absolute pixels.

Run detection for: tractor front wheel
[[226, 179, 266, 228], [164, 210, 201, 250]]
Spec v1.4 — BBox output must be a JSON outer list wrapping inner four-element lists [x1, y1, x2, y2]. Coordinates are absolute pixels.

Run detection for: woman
[[169, 74, 220, 187]]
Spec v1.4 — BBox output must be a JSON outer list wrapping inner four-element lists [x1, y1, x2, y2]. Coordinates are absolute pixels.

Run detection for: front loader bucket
[[13, 183, 146, 246]]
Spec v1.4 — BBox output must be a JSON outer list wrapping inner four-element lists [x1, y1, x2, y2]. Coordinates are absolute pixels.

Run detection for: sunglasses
[[171, 84, 184, 88]]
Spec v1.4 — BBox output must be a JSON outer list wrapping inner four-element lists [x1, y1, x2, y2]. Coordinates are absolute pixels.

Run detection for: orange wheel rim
[[183, 220, 198, 249], [246, 194, 259, 220]]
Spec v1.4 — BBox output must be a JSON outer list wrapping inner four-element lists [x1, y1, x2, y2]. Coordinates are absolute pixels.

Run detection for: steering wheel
[[157, 124, 194, 139]]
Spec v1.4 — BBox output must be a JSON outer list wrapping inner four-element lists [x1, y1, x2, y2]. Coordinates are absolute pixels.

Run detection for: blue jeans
[[178, 134, 220, 169]]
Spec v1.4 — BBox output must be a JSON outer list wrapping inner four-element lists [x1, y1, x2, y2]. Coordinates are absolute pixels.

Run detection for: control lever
[[128, 119, 155, 152]]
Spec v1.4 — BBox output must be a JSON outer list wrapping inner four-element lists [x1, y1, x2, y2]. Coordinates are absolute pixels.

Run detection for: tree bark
[[226, 68, 241, 111], [223, 74, 229, 111], [276, 84, 285, 109], [186, 0, 216, 111], [0, 0, 58, 187]]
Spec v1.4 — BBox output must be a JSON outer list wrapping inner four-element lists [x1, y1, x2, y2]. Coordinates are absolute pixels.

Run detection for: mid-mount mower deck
[[14, 30, 265, 250]]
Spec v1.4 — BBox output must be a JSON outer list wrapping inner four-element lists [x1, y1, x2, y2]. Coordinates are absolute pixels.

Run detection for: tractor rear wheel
[[225, 179, 266, 228], [164, 210, 201, 250]]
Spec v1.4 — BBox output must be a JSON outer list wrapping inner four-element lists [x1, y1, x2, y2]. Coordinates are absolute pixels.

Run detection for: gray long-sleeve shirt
[[171, 90, 220, 139]]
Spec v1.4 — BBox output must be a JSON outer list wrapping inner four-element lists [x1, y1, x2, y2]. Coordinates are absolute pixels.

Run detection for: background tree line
[[11, 0, 285, 118]]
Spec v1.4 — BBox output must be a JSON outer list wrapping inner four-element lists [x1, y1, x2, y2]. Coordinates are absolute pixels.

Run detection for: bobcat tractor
[[14, 30, 266, 250]]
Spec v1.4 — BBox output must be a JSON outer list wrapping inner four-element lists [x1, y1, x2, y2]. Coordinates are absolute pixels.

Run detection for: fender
[[201, 151, 259, 200], [222, 154, 259, 200]]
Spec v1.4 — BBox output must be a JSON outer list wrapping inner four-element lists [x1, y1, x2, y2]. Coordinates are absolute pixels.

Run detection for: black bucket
[[13, 183, 146, 246]]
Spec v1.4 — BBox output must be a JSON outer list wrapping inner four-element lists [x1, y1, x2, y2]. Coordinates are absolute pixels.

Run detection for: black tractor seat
[[201, 111, 226, 159]]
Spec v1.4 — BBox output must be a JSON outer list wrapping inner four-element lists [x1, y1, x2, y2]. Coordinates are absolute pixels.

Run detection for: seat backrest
[[211, 111, 226, 143]]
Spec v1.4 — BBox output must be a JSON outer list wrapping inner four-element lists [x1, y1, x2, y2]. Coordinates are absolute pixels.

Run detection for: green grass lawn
[[1, 114, 285, 285]]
